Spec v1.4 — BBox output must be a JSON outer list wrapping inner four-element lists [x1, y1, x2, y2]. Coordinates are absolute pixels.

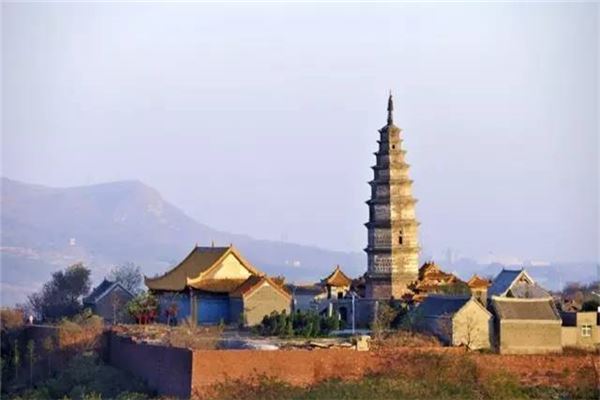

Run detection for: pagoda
[[365, 93, 420, 299]]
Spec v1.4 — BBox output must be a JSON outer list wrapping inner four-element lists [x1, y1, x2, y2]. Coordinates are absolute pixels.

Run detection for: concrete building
[[365, 94, 420, 299], [145, 245, 290, 326], [416, 295, 492, 350], [83, 279, 134, 324], [491, 296, 562, 354], [561, 311, 600, 349]]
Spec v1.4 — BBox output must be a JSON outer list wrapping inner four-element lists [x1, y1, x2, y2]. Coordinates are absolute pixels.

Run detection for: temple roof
[[187, 278, 248, 293], [144, 245, 260, 291], [322, 265, 352, 287], [467, 274, 491, 289], [230, 275, 291, 299]]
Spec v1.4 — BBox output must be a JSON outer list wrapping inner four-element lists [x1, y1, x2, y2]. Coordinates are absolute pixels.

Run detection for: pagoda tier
[[365, 94, 420, 300]]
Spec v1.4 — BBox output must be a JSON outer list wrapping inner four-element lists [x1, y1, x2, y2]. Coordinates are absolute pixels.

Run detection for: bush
[[126, 293, 159, 324], [258, 310, 342, 338], [0, 307, 24, 332], [37, 352, 149, 399]]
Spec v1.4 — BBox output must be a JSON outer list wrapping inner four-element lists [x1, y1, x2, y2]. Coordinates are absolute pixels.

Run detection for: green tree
[[28, 263, 92, 321], [126, 292, 159, 324]]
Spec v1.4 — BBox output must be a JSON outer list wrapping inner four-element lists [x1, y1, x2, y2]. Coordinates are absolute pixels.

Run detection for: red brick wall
[[191, 348, 381, 390]]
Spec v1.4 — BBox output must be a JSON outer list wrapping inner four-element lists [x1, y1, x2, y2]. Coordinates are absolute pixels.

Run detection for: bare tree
[[107, 262, 143, 295]]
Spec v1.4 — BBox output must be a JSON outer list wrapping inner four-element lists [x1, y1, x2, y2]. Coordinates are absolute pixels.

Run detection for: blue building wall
[[197, 295, 230, 324]]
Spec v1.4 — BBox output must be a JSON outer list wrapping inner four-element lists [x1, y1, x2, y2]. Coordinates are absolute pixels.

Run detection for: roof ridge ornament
[[387, 90, 394, 126]]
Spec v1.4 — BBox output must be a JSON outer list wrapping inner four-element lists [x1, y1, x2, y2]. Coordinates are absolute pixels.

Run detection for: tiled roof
[[287, 284, 326, 296], [492, 297, 560, 321], [322, 265, 352, 287], [188, 278, 248, 293], [83, 279, 133, 305], [145, 245, 260, 291], [467, 274, 490, 288], [417, 295, 471, 318], [231, 276, 291, 299], [488, 269, 522, 297], [487, 269, 549, 298]]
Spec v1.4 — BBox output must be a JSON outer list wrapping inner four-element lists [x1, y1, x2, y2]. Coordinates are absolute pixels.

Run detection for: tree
[[28, 263, 92, 321], [42, 336, 55, 376], [372, 301, 398, 340], [107, 263, 143, 295], [581, 299, 600, 312], [26, 339, 36, 386]]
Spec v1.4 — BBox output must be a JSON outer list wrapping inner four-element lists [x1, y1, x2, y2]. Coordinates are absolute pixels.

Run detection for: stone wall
[[107, 333, 193, 398], [499, 321, 562, 354]]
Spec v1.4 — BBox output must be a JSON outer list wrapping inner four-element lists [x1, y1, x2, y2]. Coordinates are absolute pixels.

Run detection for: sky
[[2, 2, 598, 264]]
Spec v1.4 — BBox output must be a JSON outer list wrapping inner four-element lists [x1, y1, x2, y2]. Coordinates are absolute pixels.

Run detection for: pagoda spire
[[387, 91, 394, 125]]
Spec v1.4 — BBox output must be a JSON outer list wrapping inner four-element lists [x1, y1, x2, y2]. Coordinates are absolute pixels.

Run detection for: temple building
[[365, 93, 420, 299], [321, 265, 353, 299], [409, 261, 463, 301], [144, 244, 291, 325]]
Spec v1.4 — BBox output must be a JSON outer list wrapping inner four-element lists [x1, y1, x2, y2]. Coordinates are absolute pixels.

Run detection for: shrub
[[258, 310, 341, 337], [126, 292, 159, 324], [1, 307, 24, 332]]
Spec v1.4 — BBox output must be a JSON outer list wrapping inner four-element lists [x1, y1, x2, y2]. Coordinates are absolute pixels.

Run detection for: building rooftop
[[492, 297, 560, 321], [144, 245, 261, 291]]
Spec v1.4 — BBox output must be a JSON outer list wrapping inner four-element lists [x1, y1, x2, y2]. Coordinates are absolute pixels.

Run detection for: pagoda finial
[[387, 91, 394, 125]]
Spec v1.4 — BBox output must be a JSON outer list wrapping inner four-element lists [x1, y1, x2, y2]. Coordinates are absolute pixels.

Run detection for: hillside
[[0, 178, 364, 305]]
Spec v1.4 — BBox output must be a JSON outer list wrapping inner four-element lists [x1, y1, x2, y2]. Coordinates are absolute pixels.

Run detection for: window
[[398, 229, 403, 245], [581, 324, 592, 337]]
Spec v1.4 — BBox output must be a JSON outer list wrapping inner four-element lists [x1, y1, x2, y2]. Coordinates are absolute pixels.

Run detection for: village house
[[83, 279, 134, 324], [561, 311, 600, 349], [414, 295, 492, 350], [288, 284, 327, 312], [487, 268, 550, 299], [144, 245, 291, 326], [491, 296, 562, 354]]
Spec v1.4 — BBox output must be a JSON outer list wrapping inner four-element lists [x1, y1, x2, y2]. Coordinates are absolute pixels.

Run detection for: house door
[[197, 297, 229, 324]]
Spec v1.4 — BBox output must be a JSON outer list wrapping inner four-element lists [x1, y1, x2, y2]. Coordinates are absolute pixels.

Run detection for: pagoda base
[[365, 275, 413, 300]]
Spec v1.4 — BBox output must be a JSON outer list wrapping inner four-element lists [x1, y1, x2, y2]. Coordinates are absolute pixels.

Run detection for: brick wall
[[107, 333, 193, 398], [191, 348, 380, 391]]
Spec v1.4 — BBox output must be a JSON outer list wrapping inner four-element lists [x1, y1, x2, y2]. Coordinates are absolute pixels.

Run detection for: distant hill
[[0, 178, 364, 305]]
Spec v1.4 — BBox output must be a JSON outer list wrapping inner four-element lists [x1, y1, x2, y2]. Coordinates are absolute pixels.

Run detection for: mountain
[[0, 178, 364, 305]]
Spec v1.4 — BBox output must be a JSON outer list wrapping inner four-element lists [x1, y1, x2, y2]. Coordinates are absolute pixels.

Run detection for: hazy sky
[[2, 3, 598, 264]]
